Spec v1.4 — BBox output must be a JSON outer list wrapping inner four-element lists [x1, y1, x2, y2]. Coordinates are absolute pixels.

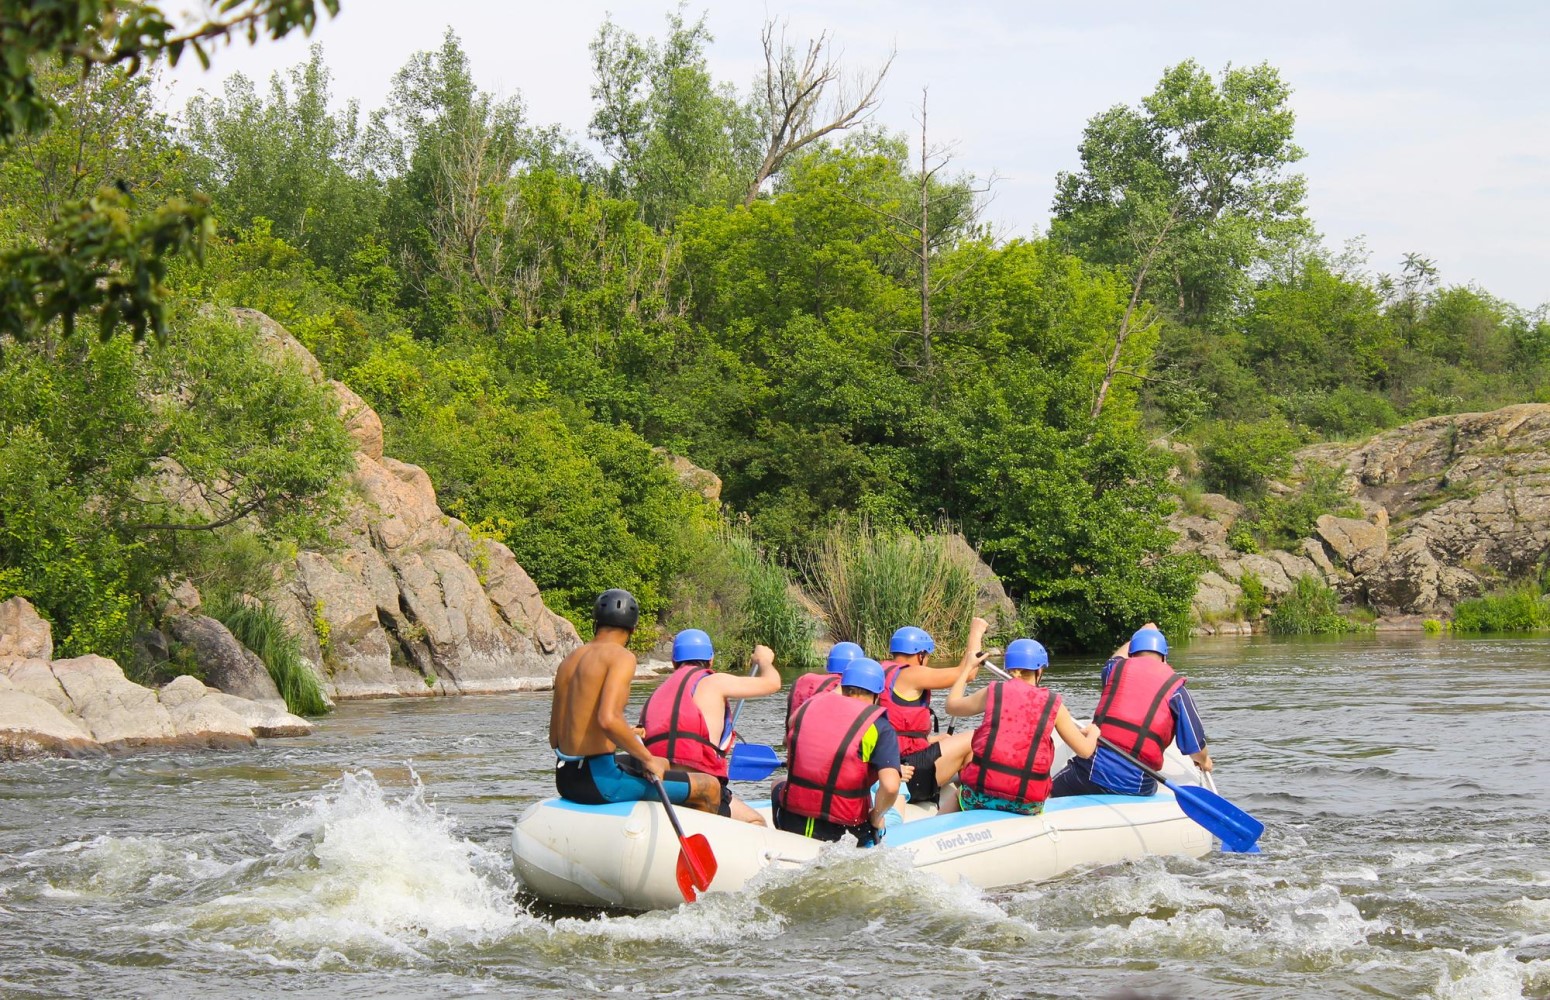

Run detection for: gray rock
[[1315, 515, 1389, 575], [654, 449, 722, 503], [50, 655, 178, 746], [165, 615, 284, 704], [331, 378, 383, 461], [1193, 571, 1244, 618], [940, 533, 1018, 626], [1, 657, 73, 715], [0, 688, 96, 759], [0, 597, 53, 661], [205, 691, 312, 737]]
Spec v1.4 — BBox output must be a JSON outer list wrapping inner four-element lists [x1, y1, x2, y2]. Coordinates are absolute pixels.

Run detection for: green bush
[[1198, 417, 1303, 499], [1266, 575, 1364, 635], [1237, 571, 1267, 619], [805, 521, 979, 657], [1451, 583, 1550, 634], [209, 597, 332, 716]]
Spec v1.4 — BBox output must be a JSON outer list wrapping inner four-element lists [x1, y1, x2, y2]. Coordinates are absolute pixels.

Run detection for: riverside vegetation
[[4, 3, 1550, 712]]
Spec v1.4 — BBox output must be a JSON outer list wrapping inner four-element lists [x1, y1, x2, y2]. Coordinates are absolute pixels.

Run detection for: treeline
[[2, 9, 1546, 663]]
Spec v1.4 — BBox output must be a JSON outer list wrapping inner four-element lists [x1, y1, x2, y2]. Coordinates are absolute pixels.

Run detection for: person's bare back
[[549, 636, 639, 758]]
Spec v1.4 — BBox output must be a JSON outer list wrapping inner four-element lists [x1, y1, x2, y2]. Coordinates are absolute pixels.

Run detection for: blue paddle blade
[[1172, 783, 1265, 852], [727, 742, 784, 781]]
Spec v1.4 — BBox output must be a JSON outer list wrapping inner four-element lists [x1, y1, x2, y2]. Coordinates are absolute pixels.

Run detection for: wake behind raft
[[511, 744, 1219, 911]]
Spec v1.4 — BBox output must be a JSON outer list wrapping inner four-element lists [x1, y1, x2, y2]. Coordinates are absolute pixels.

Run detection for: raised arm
[[944, 655, 991, 717], [899, 616, 990, 694], [704, 644, 782, 699]]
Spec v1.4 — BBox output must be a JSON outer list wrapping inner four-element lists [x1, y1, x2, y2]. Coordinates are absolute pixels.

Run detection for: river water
[[1, 635, 1547, 999]]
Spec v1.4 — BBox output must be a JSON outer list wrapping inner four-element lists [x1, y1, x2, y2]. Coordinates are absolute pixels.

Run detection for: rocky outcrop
[[230, 310, 581, 700], [0, 598, 309, 759], [656, 449, 722, 503], [1173, 404, 1550, 630], [0, 596, 53, 660], [165, 615, 286, 706], [941, 533, 1019, 625]]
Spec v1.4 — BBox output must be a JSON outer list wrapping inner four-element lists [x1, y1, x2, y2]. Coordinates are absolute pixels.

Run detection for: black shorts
[[771, 782, 879, 846], [554, 753, 695, 805], [903, 743, 943, 804]]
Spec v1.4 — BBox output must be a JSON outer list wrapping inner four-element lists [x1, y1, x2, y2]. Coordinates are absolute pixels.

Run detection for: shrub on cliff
[[1266, 575, 1364, 635], [1451, 582, 1550, 634]]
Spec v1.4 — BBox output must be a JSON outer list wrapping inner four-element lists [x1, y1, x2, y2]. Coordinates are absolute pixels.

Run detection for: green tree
[[1052, 60, 1310, 326]]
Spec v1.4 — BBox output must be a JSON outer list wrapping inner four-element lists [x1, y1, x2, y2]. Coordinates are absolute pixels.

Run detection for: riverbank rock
[[0, 597, 52, 661], [231, 309, 581, 700], [165, 615, 286, 706], [1171, 404, 1550, 630], [0, 598, 311, 759]]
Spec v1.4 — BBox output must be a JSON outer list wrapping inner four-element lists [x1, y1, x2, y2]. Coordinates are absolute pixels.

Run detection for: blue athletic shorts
[[555, 752, 693, 805]]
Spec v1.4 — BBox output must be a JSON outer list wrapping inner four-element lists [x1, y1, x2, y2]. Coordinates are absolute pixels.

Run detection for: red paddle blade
[[674, 833, 718, 901]]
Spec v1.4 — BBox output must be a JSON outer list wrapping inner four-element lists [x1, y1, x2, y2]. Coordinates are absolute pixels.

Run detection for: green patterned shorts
[[956, 785, 1044, 816]]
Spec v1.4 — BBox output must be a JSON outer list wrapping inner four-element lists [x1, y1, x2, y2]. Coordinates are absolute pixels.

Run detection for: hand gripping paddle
[[652, 776, 718, 901]]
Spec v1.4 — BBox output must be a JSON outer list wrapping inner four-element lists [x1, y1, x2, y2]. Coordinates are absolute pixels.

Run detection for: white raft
[[513, 745, 1216, 910]]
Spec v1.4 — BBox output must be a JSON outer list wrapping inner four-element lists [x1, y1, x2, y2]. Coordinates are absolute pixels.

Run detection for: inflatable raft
[[513, 745, 1217, 910]]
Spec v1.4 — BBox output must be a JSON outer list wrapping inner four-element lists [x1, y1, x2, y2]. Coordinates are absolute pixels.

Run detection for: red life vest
[[959, 682, 1061, 805], [640, 664, 728, 778], [786, 672, 841, 733], [881, 661, 934, 756], [780, 692, 885, 828], [1092, 655, 1186, 771]]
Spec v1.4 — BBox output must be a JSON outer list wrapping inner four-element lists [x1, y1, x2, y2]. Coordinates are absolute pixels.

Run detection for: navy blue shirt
[[1077, 655, 1207, 795]]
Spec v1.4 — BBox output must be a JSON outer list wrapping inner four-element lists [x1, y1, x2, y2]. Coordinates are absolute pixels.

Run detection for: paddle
[[1096, 736, 1263, 853], [652, 776, 718, 902], [718, 656, 763, 754], [728, 741, 784, 780]]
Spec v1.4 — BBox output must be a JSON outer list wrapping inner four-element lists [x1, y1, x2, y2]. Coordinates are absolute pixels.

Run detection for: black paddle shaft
[[652, 775, 693, 842], [1097, 735, 1173, 785]]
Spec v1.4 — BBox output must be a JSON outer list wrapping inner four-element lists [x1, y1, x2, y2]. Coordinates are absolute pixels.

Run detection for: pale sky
[[160, 1, 1550, 310]]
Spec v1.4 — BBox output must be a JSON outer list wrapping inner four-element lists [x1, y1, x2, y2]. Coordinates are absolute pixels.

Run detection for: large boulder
[[1314, 515, 1389, 576], [156, 676, 256, 748], [164, 614, 285, 705], [473, 538, 581, 655], [49, 655, 177, 746], [655, 449, 722, 503], [940, 533, 1018, 625], [331, 379, 384, 461], [0, 597, 53, 661], [0, 687, 96, 759]]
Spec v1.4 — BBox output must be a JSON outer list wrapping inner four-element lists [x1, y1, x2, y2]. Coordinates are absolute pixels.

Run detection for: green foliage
[[805, 521, 980, 657], [1198, 417, 1302, 498], [1243, 462, 1360, 550], [0, 0, 337, 343], [1265, 575, 1364, 635], [1237, 571, 1267, 619], [210, 596, 331, 715], [1051, 59, 1310, 325], [1450, 581, 1550, 634], [666, 523, 819, 672], [1227, 521, 1259, 554], [0, 313, 353, 661], [1422, 618, 1444, 635]]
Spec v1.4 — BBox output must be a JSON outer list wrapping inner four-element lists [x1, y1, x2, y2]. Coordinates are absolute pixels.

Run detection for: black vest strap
[[1094, 659, 1182, 760], [645, 667, 721, 762], [971, 684, 1058, 799], [788, 699, 882, 816]]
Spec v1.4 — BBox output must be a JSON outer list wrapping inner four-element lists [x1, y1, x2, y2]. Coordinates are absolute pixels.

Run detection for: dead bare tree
[[744, 20, 894, 205]]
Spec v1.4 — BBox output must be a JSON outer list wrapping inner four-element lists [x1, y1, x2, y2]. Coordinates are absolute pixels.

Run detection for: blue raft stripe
[[544, 798, 641, 817]]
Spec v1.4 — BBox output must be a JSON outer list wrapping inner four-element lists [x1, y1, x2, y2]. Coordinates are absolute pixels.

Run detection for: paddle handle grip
[[1097, 735, 1171, 786]]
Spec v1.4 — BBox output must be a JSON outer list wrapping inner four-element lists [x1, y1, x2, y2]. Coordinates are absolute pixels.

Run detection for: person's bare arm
[[870, 767, 901, 828], [596, 650, 657, 769], [1191, 747, 1214, 772], [704, 644, 781, 699], [1053, 703, 1099, 758], [899, 617, 990, 697], [945, 657, 990, 717]]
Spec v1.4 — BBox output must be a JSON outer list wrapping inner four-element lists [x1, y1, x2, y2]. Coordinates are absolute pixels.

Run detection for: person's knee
[[688, 774, 722, 813]]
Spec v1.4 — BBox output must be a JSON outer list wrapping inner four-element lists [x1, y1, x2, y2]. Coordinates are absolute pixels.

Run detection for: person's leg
[[1048, 761, 1111, 798], [932, 730, 974, 789], [605, 754, 721, 813], [903, 744, 943, 804]]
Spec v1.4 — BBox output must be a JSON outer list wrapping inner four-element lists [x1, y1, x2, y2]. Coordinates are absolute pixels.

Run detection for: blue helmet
[[1129, 627, 1168, 657], [889, 626, 936, 655], [1004, 638, 1049, 673], [840, 657, 886, 695], [826, 641, 865, 674], [671, 628, 715, 664]]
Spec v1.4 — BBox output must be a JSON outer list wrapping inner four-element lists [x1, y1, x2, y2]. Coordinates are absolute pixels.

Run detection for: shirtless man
[[549, 589, 721, 813]]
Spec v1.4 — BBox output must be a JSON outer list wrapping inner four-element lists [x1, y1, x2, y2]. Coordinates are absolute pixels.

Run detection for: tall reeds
[[209, 597, 332, 716], [805, 521, 980, 656]]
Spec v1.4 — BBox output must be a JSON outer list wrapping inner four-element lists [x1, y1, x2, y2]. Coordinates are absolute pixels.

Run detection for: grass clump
[[209, 597, 332, 716], [1450, 581, 1550, 634], [806, 520, 979, 657], [1266, 575, 1366, 635], [665, 523, 820, 672]]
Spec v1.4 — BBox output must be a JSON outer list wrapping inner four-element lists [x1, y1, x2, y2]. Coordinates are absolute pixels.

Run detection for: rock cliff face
[[1173, 403, 1550, 630], [230, 309, 581, 699], [0, 598, 309, 759]]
